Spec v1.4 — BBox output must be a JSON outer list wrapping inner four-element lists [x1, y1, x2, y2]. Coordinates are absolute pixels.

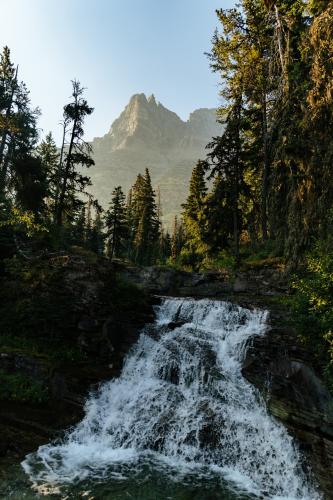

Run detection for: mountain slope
[[89, 93, 222, 226]]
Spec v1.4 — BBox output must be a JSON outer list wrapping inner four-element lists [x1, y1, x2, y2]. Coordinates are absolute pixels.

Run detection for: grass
[[0, 334, 87, 364], [0, 369, 49, 404]]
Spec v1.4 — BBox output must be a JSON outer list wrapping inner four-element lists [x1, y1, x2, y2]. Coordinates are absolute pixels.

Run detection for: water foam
[[22, 298, 321, 499]]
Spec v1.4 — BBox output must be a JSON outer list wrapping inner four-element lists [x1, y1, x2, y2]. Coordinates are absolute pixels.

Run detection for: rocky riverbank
[[0, 254, 155, 466]]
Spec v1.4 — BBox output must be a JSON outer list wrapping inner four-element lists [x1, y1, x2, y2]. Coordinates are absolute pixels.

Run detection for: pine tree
[[130, 169, 160, 265], [72, 205, 87, 247], [171, 216, 185, 262], [204, 174, 234, 253], [207, 99, 247, 264], [0, 46, 18, 181], [88, 210, 105, 255], [182, 160, 208, 223], [135, 169, 160, 265], [210, 2, 279, 241], [0, 46, 40, 198], [159, 230, 172, 262], [105, 186, 128, 259], [55, 80, 94, 227], [181, 161, 209, 269], [36, 132, 59, 220]]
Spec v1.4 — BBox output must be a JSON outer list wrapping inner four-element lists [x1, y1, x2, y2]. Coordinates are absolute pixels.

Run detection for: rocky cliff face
[[89, 94, 222, 226]]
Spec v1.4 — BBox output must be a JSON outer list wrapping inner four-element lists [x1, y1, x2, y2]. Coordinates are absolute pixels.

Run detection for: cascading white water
[[22, 298, 321, 499]]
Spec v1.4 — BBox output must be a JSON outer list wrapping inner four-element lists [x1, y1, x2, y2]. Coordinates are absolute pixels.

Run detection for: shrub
[[0, 369, 49, 404], [291, 240, 333, 391]]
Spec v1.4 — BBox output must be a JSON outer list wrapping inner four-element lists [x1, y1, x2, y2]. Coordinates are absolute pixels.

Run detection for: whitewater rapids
[[22, 298, 321, 499]]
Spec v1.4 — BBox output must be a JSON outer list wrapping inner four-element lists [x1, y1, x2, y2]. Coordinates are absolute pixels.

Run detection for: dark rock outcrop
[[243, 322, 333, 497], [117, 262, 288, 299], [0, 254, 155, 464]]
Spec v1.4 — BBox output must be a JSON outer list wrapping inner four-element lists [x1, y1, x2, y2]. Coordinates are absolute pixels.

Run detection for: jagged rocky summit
[[89, 93, 222, 226]]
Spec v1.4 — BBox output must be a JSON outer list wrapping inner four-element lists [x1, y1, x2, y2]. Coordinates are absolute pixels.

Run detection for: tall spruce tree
[[105, 186, 128, 259], [88, 210, 105, 255], [181, 160, 209, 269], [182, 160, 208, 223], [134, 169, 160, 265], [207, 99, 248, 264], [171, 215, 185, 262], [0, 46, 40, 199], [129, 169, 160, 265]]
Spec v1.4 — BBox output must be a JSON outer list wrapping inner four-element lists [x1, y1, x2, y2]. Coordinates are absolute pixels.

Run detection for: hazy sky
[[1, 0, 235, 145]]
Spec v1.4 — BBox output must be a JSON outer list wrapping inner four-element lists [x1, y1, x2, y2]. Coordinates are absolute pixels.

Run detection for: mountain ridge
[[88, 93, 222, 226]]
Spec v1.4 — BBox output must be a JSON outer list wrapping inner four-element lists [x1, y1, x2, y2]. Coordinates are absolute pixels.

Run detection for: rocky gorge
[[0, 256, 332, 498]]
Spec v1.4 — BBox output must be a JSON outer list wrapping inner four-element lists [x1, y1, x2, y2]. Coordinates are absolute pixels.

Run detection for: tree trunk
[[53, 121, 67, 223], [56, 116, 78, 226], [233, 97, 242, 266], [261, 93, 269, 240]]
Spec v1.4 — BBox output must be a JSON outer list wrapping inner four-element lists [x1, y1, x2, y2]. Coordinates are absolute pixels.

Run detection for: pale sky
[[1, 0, 235, 145]]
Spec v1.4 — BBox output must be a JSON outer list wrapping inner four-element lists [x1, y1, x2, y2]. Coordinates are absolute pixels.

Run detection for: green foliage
[[0, 333, 86, 363], [242, 240, 283, 264], [0, 206, 47, 237], [291, 240, 333, 391], [126, 169, 160, 265], [0, 256, 75, 339], [200, 250, 236, 273], [105, 186, 128, 259], [179, 0, 333, 275], [55, 80, 94, 227], [0, 369, 48, 404]]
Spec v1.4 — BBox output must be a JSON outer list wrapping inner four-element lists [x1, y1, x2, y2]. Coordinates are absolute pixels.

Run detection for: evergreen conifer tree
[[105, 186, 128, 259], [55, 80, 94, 227], [130, 169, 160, 265], [88, 210, 105, 255], [36, 132, 59, 220]]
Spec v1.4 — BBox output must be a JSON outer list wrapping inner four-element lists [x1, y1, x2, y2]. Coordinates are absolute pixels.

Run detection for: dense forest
[[0, 0, 333, 393]]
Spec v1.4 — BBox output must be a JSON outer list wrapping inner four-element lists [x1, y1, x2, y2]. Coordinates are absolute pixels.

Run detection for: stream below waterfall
[[1, 298, 322, 499]]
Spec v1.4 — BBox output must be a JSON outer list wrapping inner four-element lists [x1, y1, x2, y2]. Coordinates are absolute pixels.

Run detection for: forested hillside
[[0, 0, 333, 393], [178, 0, 333, 390]]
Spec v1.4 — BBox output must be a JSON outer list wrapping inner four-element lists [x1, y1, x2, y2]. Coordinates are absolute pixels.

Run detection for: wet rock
[[0, 352, 49, 382], [233, 277, 248, 293], [167, 320, 186, 330], [158, 362, 180, 385], [0, 437, 9, 457], [242, 318, 333, 498], [78, 316, 99, 332]]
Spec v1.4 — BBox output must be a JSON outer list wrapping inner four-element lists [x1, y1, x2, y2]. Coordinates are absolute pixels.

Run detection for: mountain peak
[[89, 94, 221, 226], [129, 93, 147, 104], [147, 94, 157, 105], [102, 93, 220, 155]]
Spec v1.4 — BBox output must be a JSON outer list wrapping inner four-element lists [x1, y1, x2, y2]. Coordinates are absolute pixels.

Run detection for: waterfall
[[22, 298, 321, 499]]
